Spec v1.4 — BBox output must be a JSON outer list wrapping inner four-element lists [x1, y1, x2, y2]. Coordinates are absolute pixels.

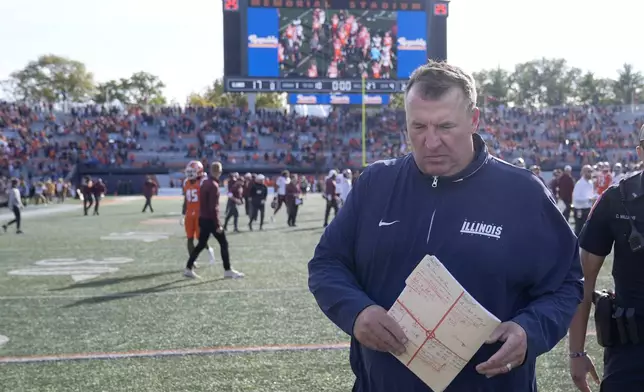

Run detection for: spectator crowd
[[3, 100, 644, 195]]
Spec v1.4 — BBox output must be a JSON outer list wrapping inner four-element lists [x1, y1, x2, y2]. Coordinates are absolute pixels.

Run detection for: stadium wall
[[76, 166, 329, 195]]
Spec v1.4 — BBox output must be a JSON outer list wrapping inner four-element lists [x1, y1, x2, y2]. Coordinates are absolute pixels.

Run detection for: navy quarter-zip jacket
[[308, 135, 583, 392]]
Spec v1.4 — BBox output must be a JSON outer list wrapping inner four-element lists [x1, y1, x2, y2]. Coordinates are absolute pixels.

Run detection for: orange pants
[[185, 213, 199, 239]]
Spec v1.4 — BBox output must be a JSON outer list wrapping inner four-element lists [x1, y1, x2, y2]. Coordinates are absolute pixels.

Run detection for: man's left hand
[[475, 321, 527, 378]]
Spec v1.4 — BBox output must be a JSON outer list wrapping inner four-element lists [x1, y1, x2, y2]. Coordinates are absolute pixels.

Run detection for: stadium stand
[[3, 101, 644, 192]]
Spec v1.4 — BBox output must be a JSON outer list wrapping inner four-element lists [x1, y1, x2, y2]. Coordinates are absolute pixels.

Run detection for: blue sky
[[0, 0, 641, 102]]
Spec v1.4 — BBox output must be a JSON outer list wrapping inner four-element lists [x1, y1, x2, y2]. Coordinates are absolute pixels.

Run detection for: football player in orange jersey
[[595, 162, 613, 196], [181, 161, 216, 265]]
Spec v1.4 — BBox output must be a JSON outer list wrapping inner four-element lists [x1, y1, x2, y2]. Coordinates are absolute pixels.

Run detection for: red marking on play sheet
[[399, 290, 467, 367]]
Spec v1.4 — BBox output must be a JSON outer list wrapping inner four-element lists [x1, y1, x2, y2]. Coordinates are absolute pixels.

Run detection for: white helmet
[[185, 160, 204, 180]]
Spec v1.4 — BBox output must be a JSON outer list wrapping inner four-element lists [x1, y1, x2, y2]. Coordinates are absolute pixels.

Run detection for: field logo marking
[[140, 218, 177, 225], [100, 232, 170, 243], [0, 334, 8, 348], [8, 257, 134, 282]]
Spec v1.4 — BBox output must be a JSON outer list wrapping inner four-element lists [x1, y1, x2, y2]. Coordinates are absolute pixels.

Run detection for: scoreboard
[[222, 0, 448, 94]]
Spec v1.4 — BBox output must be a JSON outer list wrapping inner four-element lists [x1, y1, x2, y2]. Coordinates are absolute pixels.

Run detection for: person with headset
[[568, 125, 644, 392]]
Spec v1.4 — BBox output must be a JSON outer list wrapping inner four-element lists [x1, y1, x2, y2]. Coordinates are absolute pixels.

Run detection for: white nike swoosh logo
[[379, 220, 400, 227]]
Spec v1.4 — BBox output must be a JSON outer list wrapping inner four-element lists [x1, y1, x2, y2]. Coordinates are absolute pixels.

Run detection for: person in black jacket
[[81, 176, 94, 216], [142, 176, 157, 213], [285, 174, 301, 227], [249, 174, 268, 231], [568, 126, 644, 392], [92, 179, 106, 215]]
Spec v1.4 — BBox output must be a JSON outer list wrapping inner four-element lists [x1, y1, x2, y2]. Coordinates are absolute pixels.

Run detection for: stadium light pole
[[361, 76, 367, 167]]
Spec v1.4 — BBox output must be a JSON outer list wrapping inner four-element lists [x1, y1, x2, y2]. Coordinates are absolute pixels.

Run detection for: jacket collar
[[631, 171, 644, 200], [411, 133, 489, 185], [617, 170, 644, 201]]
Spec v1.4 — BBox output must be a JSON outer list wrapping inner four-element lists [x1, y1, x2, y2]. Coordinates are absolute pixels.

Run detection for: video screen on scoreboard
[[247, 6, 427, 80], [280, 9, 397, 79]]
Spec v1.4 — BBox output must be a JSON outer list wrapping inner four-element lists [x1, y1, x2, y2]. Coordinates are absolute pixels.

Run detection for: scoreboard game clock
[[222, 0, 448, 94]]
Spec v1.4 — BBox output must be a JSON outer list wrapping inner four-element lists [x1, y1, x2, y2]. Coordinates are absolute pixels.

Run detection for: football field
[[0, 196, 612, 391]]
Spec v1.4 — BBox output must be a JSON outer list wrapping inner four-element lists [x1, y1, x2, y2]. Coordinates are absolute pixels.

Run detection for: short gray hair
[[405, 60, 477, 111]]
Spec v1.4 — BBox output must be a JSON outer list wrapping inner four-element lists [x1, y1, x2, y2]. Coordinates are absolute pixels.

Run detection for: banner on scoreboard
[[288, 94, 390, 105], [247, 7, 279, 77], [396, 11, 428, 78]]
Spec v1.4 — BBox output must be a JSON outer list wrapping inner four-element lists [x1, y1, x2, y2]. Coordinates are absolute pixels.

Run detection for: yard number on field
[[100, 232, 170, 242], [8, 257, 134, 282]]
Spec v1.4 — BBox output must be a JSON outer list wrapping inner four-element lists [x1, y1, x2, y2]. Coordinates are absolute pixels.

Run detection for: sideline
[[0, 342, 350, 364], [0, 258, 288, 269], [0, 197, 140, 221]]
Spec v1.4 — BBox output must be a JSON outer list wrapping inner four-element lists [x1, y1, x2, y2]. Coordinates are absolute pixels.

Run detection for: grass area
[[0, 196, 611, 391]]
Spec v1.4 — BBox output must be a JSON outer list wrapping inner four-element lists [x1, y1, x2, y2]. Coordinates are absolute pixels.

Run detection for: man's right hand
[[179, 216, 185, 226], [353, 305, 408, 356], [570, 355, 600, 391]]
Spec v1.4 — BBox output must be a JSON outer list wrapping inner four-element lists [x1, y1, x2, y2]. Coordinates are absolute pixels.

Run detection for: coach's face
[[582, 165, 592, 180], [405, 85, 479, 177]]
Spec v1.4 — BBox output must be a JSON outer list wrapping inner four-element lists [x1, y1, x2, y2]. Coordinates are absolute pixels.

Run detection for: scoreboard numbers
[[332, 80, 353, 92]]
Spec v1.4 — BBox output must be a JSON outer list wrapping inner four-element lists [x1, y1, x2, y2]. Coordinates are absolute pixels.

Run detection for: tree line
[[0, 54, 284, 109], [1, 55, 167, 106], [473, 58, 642, 108], [2, 55, 643, 109], [389, 58, 643, 109]]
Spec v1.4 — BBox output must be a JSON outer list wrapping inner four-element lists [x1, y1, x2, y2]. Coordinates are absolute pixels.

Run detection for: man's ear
[[471, 107, 480, 133]]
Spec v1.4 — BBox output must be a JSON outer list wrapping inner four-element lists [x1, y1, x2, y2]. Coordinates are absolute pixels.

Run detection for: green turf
[[0, 196, 612, 391], [1, 350, 354, 392]]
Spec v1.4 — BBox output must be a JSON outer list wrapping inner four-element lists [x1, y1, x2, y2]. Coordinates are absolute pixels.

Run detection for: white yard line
[[0, 236, 315, 253], [280, 9, 312, 32], [0, 342, 349, 364]]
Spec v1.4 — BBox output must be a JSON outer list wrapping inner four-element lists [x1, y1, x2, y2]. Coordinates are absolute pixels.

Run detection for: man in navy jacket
[[308, 60, 583, 392]]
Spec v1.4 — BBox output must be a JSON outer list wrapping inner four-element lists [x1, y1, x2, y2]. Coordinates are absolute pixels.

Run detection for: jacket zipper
[[426, 209, 436, 244], [427, 176, 439, 244], [426, 159, 485, 245]]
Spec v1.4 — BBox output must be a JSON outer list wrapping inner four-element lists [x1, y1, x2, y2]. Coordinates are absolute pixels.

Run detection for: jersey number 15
[[186, 189, 199, 202]]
